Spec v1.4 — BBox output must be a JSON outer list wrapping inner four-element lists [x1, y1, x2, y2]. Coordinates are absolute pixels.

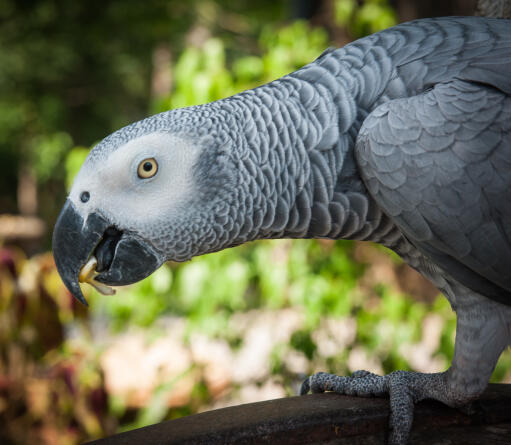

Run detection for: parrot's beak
[[52, 199, 163, 306]]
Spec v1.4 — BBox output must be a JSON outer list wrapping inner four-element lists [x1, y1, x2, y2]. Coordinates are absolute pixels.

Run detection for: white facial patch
[[69, 132, 202, 230]]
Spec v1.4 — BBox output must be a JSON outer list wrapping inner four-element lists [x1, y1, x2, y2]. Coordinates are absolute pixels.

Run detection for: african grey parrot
[[52, 17, 511, 445]]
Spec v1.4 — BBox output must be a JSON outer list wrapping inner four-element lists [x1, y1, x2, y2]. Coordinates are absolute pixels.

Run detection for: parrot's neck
[[214, 60, 397, 247]]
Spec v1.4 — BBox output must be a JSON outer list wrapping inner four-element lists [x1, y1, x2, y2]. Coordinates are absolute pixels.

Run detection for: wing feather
[[356, 80, 511, 304]]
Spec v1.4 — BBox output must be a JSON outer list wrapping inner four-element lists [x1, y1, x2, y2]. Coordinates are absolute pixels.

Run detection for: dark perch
[[87, 384, 511, 444]]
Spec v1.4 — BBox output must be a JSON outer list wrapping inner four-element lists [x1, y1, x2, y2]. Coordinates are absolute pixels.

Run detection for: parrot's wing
[[356, 79, 511, 305]]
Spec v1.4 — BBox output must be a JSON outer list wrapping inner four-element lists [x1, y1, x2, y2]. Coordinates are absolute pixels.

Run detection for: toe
[[387, 374, 415, 445]]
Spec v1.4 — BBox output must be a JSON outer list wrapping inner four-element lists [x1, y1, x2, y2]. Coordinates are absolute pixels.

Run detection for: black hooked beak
[[52, 199, 163, 306]]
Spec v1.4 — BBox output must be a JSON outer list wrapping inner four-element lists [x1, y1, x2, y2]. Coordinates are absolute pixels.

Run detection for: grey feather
[[356, 78, 511, 303]]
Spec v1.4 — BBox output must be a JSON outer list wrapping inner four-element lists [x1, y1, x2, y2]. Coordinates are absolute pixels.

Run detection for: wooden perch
[[87, 383, 511, 444]]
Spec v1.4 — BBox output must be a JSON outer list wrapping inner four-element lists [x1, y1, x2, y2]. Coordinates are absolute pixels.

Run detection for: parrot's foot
[[300, 370, 446, 445]]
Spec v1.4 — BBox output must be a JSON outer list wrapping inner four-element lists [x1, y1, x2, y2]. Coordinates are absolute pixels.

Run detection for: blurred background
[[0, 0, 509, 443]]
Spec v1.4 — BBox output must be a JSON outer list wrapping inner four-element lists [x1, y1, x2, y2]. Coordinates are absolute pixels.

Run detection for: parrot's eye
[[137, 158, 158, 179]]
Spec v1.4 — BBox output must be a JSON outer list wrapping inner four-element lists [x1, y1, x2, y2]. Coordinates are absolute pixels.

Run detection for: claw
[[299, 376, 311, 395]]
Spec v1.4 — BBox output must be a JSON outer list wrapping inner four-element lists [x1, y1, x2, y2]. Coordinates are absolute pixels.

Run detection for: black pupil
[[80, 191, 90, 203], [143, 161, 153, 172]]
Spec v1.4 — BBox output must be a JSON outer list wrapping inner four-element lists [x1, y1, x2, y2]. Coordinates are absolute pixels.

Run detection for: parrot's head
[[52, 109, 239, 305]]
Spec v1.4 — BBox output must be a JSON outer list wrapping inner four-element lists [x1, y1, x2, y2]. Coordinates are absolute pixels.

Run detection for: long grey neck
[[213, 18, 481, 248], [213, 52, 397, 247]]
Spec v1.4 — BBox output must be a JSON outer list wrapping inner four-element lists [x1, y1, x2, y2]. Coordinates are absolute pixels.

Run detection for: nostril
[[80, 191, 90, 203]]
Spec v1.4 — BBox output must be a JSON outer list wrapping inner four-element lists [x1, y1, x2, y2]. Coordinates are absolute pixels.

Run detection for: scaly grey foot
[[300, 291, 511, 445], [300, 370, 441, 445]]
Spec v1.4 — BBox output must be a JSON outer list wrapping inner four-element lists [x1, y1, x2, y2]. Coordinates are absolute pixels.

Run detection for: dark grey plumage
[[357, 80, 511, 305], [53, 16, 511, 445]]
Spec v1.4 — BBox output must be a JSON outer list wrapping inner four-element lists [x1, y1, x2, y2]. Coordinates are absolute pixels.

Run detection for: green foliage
[[65, 147, 91, 191], [31, 132, 73, 183], [89, 265, 171, 331], [259, 21, 329, 79], [167, 38, 235, 109], [157, 20, 329, 113], [290, 329, 316, 360], [334, 0, 397, 37]]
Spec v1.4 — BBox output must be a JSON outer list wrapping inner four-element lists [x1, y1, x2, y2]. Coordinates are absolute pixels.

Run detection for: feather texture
[[356, 80, 511, 305]]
